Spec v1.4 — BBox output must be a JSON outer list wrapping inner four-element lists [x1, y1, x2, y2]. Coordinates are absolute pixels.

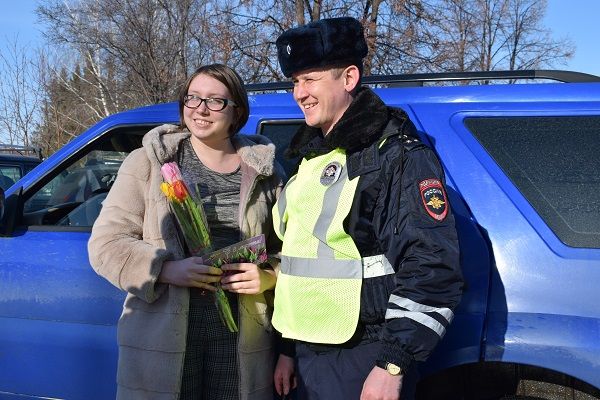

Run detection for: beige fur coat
[[88, 124, 285, 400]]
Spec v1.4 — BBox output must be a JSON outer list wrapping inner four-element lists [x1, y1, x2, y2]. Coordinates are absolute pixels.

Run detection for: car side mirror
[[0, 187, 4, 219], [0, 186, 22, 237]]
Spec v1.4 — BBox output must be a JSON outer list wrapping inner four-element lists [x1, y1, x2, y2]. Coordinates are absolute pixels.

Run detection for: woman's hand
[[159, 257, 222, 291], [220, 262, 276, 294]]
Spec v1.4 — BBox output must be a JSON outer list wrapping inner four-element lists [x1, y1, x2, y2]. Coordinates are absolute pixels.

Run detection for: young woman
[[88, 64, 285, 400]]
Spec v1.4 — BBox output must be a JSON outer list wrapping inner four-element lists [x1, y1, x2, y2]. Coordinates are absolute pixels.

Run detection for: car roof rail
[[0, 144, 43, 159], [245, 69, 600, 92]]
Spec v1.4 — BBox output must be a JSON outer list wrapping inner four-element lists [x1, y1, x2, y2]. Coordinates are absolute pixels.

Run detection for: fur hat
[[276, 17, 368, 78]]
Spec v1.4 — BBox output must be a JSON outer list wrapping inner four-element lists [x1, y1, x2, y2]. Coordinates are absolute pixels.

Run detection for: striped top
[[178, 138, 242, 251]]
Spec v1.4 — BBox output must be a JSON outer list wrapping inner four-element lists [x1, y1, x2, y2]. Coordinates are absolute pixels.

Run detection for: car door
[[0, 124, 159, 399], [408, 84, 600, 390]]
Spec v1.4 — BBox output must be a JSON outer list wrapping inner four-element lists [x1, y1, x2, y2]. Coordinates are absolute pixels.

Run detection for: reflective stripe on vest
[[272, 148, 363, 344]]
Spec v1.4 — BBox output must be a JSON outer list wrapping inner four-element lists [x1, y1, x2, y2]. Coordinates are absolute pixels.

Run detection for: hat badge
[[286, 44, 292, 55]]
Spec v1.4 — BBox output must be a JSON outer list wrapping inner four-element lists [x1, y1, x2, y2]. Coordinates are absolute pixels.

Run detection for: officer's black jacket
[[284, 87, 464, 372]]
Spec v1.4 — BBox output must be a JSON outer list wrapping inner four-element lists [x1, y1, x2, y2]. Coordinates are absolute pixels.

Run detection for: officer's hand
[[360, 366, 402, 400], [220, 262, 276, 294], [159, 257, 222, 291], [274, 354, 297, 397]]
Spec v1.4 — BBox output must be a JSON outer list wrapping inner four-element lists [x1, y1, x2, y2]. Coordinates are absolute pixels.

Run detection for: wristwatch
[[375, 359, 403, 376]]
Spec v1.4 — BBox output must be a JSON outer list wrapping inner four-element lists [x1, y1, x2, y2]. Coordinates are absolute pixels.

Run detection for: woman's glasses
[[183, 95, 237, 111]]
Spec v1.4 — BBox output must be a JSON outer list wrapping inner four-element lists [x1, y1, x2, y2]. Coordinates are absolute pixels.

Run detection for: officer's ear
[[342, 65, 360, 93]]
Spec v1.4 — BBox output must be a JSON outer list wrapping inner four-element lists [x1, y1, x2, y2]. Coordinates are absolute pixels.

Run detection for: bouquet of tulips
[[160, 162, 238, 332]]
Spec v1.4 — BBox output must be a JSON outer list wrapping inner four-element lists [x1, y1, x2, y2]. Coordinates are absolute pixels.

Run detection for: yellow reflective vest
[[272, 148, 363, 344]]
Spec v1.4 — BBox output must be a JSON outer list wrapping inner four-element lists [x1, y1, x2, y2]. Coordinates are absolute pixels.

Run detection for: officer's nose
[[294, 82, 308, 102]]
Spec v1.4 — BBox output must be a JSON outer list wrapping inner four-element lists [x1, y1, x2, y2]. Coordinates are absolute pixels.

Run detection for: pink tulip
[[161, 162, 183, 184]]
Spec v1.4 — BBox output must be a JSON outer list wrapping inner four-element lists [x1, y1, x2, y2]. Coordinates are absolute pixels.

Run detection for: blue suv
[[1, 70, 599, 399]]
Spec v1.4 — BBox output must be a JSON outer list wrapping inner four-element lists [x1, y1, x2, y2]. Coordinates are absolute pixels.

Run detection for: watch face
[[387, 363, 402, 375]]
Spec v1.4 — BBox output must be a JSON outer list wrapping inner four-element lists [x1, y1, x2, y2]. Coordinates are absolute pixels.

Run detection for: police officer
[[271, 17, 464, 400]]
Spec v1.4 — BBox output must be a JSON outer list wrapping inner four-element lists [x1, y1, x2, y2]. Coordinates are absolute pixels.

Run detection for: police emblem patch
[[320, 162, 342, 186], [419, 178, 448, 221]]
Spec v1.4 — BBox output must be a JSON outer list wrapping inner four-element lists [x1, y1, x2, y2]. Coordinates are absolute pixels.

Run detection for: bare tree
[[426, 0, 573, 78], [361, 0, 383, 75], [0, 38, 40, 146], [29, 50, 86, 154], [37, 0, 212, 106], [27, 0, 575, 153], [296, 0, 306, 25], [426, 0, 480, 72], [213, 0, 439, 78], [368, 0, 440, 74], [36, 0, 575, 84], [0, 0, 578, 154], [503, 0, 573, 72]]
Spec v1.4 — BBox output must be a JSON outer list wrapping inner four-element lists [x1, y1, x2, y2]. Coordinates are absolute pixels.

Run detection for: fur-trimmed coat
[[88, 124, 285, 400]]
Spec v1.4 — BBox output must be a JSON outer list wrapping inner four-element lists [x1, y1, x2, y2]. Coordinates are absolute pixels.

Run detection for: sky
[[0, 0, 599, 78]]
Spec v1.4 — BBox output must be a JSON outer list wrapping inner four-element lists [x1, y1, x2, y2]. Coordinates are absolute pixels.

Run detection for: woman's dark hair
[[178, 64, 249, 135]]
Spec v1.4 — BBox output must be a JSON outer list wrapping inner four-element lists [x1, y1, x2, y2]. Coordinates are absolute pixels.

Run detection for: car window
[[0, 166, 19, 191], [23, 163, 38, 175], [23, 149, 127, 225], [21, 125, 153, 228], [465, 115, 600, 249], [259, 120, 303, 177]]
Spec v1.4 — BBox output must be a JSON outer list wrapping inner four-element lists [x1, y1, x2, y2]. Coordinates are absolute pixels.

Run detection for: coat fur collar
[[142, 124, 277, 176], [286, 87, 391, 159]]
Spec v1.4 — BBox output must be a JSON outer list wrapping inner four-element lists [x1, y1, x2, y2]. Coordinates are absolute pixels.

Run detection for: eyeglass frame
[[183, 94, 238, 111]]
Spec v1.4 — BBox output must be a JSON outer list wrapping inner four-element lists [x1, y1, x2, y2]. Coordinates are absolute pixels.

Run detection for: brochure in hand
[[200, 234, 267, 332], [201, 234, 268, 273]]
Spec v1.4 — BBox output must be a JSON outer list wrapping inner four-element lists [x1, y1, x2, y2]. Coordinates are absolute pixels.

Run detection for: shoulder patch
[[419, 178, 448, 221]]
